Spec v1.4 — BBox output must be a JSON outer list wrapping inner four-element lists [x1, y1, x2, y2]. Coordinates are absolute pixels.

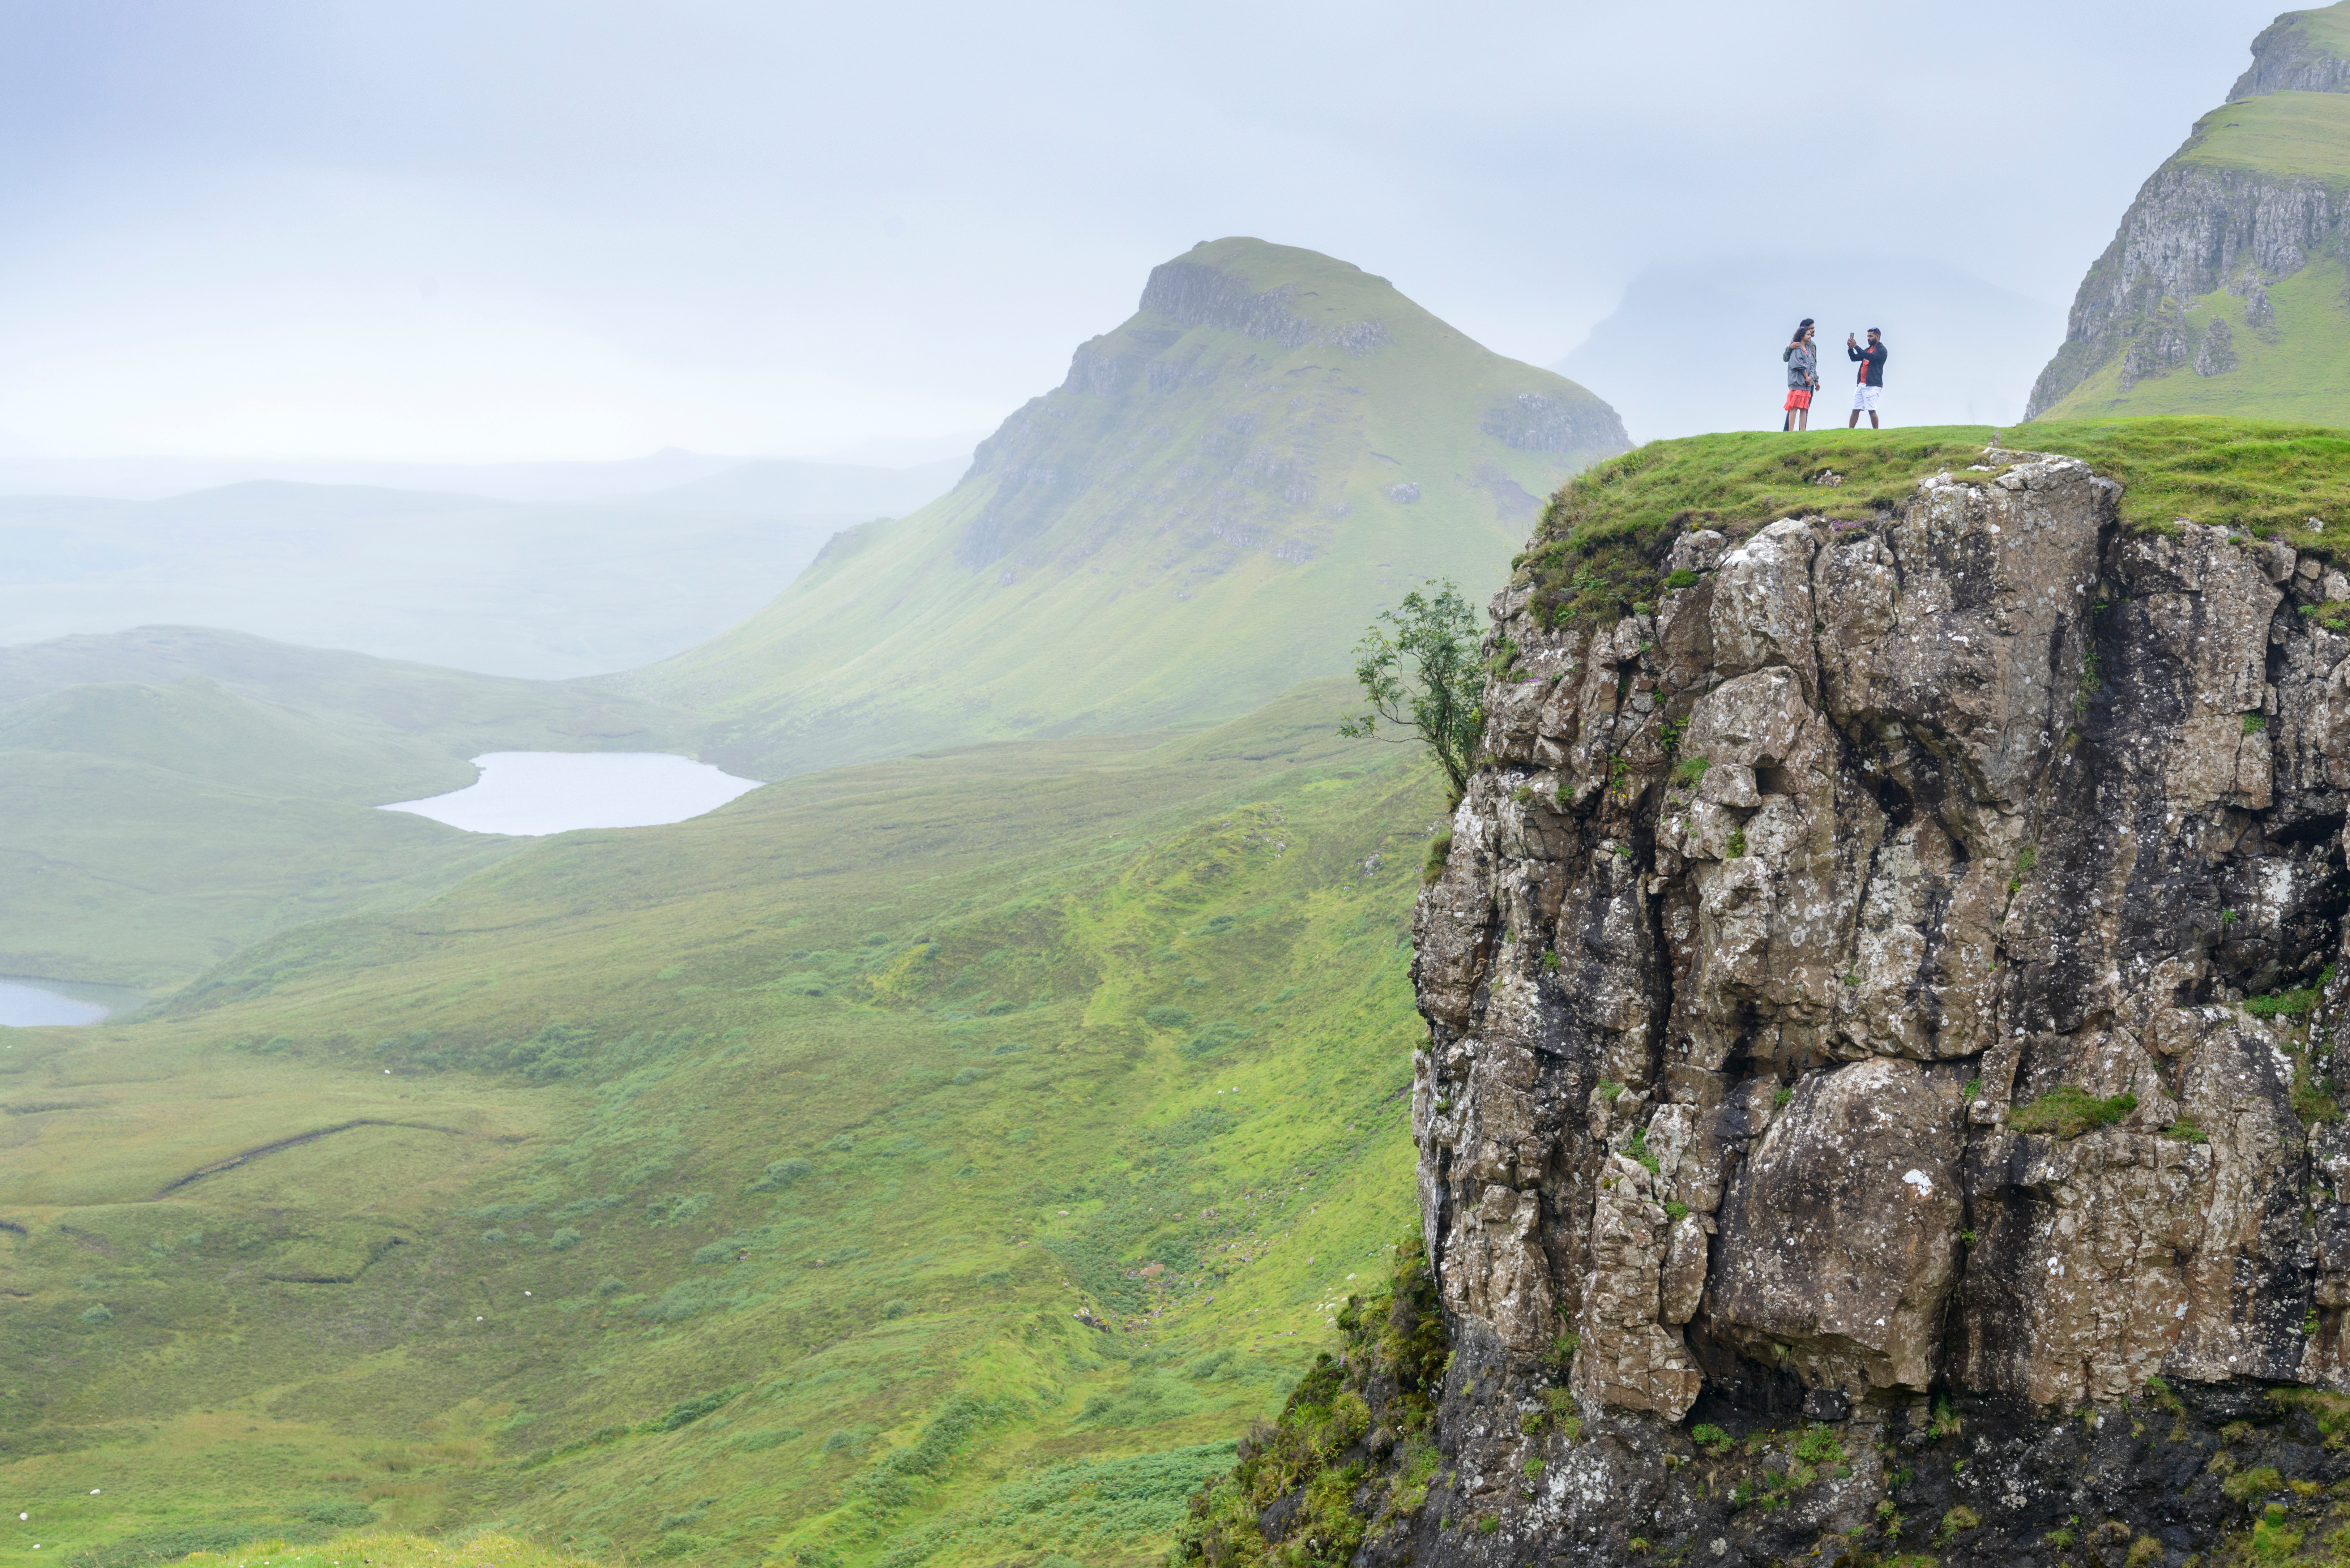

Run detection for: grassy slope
[[2038, 91, 2350, 424], [628, 238, 1624, 779], [0, 631, 709, 993], [1517, 417, 2350, 627], [0, 682, 1436, 1568]]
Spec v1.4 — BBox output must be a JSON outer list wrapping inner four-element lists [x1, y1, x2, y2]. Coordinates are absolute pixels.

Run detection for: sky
[[0, 0, 2296, 466]]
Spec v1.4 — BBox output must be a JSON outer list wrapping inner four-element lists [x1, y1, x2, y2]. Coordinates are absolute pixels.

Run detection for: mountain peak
[[634, 240, 1628, 776]]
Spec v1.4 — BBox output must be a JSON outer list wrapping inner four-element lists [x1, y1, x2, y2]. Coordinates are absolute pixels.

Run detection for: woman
[[1782, 319, 1818, 431]]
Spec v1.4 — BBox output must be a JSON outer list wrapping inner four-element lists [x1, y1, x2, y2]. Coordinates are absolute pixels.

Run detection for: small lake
[[0, 977, 142, 1028], [378, 751, 763, 836]]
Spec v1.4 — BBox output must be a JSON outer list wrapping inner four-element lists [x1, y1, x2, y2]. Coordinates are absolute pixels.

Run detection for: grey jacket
[[1783, 340, 1817, 388]]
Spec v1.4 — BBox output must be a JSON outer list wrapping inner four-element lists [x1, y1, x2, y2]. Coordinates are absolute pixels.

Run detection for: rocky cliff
[[2026, 4, 2350, 423], [1176, 441, 2350, 1568], [1404, 447, 2350, 1564]]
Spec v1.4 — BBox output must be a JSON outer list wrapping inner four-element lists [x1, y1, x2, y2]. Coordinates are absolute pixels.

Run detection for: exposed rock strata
[[1398, 451, 2350, 1563], [2028, 9, 2350, 416]]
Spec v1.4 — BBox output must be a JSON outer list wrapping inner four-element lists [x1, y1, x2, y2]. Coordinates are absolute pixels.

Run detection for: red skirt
[[1783, 388, 1813, 410]]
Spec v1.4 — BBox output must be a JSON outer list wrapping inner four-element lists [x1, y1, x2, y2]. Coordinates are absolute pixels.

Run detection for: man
[[1847, 328, 1887, 429]]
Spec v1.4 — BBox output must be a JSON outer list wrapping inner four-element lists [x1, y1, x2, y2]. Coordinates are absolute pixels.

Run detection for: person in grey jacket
[[1782, 319, 1818, 431]]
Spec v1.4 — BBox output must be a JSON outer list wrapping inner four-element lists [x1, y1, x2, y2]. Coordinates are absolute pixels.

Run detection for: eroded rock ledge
[[1405, 450, 2350, 1564]]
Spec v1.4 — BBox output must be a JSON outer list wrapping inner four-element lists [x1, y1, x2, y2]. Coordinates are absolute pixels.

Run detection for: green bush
[[1181, 1021, 1254, 1060], [78, 1304, 113, 1325], [547, 1228, 582, 1251], [1144, 1006, 1194, 1029], [747, 1157, 812, 1193], [652, 1387, 741, 1431]]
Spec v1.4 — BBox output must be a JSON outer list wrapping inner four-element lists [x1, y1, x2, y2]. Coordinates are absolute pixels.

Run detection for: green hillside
[[0, 683, 1435, 1568], [2030, 3, 2350, 423], [0, 629, 707, 993], [625, 237, 1626, 778]]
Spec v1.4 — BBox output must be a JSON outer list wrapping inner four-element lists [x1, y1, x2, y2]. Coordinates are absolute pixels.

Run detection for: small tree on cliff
[[1338, 579, 1486, 804]]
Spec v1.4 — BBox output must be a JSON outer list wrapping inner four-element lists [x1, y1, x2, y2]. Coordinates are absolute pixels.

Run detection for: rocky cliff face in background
[[1400, 451, 2350, 1564], [2232, 7, 2350, 99], [2025, 4, 2350, 419]]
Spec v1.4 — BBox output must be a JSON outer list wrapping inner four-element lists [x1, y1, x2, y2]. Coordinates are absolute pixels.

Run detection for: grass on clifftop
[[1520, 417, 2350, 628], [2181, 91, 2350, 187]]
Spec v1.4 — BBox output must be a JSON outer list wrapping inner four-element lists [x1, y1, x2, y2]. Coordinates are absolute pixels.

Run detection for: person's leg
[[1870, 410, 1880, 429], [1848, 408, 1860, 428], [1798, 406, 1810, 430]]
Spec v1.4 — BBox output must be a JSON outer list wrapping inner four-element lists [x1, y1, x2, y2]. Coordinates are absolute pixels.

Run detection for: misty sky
[[0, 0, 2294, 464]]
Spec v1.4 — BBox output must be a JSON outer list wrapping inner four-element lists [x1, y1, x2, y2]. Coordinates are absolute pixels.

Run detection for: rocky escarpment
[[2232, 7, 2350, 100], [1382, 450, 2350, 1565], [2026, 162, 2333, 416], [2025, 5, 2350, 419]]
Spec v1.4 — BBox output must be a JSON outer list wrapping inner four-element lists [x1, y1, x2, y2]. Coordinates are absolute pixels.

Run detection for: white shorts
[[1852, 384, 1883, 412]]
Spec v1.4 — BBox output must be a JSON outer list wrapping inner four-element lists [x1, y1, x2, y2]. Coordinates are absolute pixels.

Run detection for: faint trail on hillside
[[151, 1118, 465, 1196]]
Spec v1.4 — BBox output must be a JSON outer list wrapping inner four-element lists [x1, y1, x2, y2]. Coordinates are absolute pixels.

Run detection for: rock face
[[1403, 451, 2350, 1563], [2026, 6, 2350, 419]]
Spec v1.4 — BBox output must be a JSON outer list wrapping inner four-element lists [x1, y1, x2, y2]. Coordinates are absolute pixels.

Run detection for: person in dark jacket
[[1781, 320, 1817, 431], [1847, 328, 1888, 429]]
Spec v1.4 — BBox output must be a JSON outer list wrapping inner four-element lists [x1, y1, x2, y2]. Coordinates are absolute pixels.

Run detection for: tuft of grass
[[1421, 830, 1453, 886], [2009, 1085, 2138, 1139]]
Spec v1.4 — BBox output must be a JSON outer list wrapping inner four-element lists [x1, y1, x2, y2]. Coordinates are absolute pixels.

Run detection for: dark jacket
[[1850, 340, 1887, 386]]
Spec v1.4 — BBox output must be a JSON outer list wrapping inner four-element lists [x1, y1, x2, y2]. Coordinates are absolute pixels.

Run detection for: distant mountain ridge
[[2028, 1, 2350, 422], [627, 236, 1628, 777]]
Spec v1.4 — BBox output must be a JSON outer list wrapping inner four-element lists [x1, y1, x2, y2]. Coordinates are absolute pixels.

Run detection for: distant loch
[[379, 751, 762, 836]]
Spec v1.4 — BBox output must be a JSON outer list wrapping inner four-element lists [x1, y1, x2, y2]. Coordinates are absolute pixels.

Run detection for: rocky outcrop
[[2231, 9, 2350, 100], [2028, 7, 2350, 416], [1399, 449, 2350, 1564], [2027, 165, 2334, 413]]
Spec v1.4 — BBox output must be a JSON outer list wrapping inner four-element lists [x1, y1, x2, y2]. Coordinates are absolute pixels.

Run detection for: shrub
[[882, 1299, 911, 1319], [593, 1276, 626, 1296], [1690, 1422, 1732, 1457], [1181, 1021, 1254, 1060], [1671, 754, 1710, 787], [747, 1157, 812, 1193], [1726, 828, 1748, 858], [547, 1228, 582, 1251], [1338, 580, 1488, 801], [78, 1304, 113, 1325], [1144, 1006, 1195, 1029], [653, 1388, 740, 1431], [949, 1068, 984, 1086]]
